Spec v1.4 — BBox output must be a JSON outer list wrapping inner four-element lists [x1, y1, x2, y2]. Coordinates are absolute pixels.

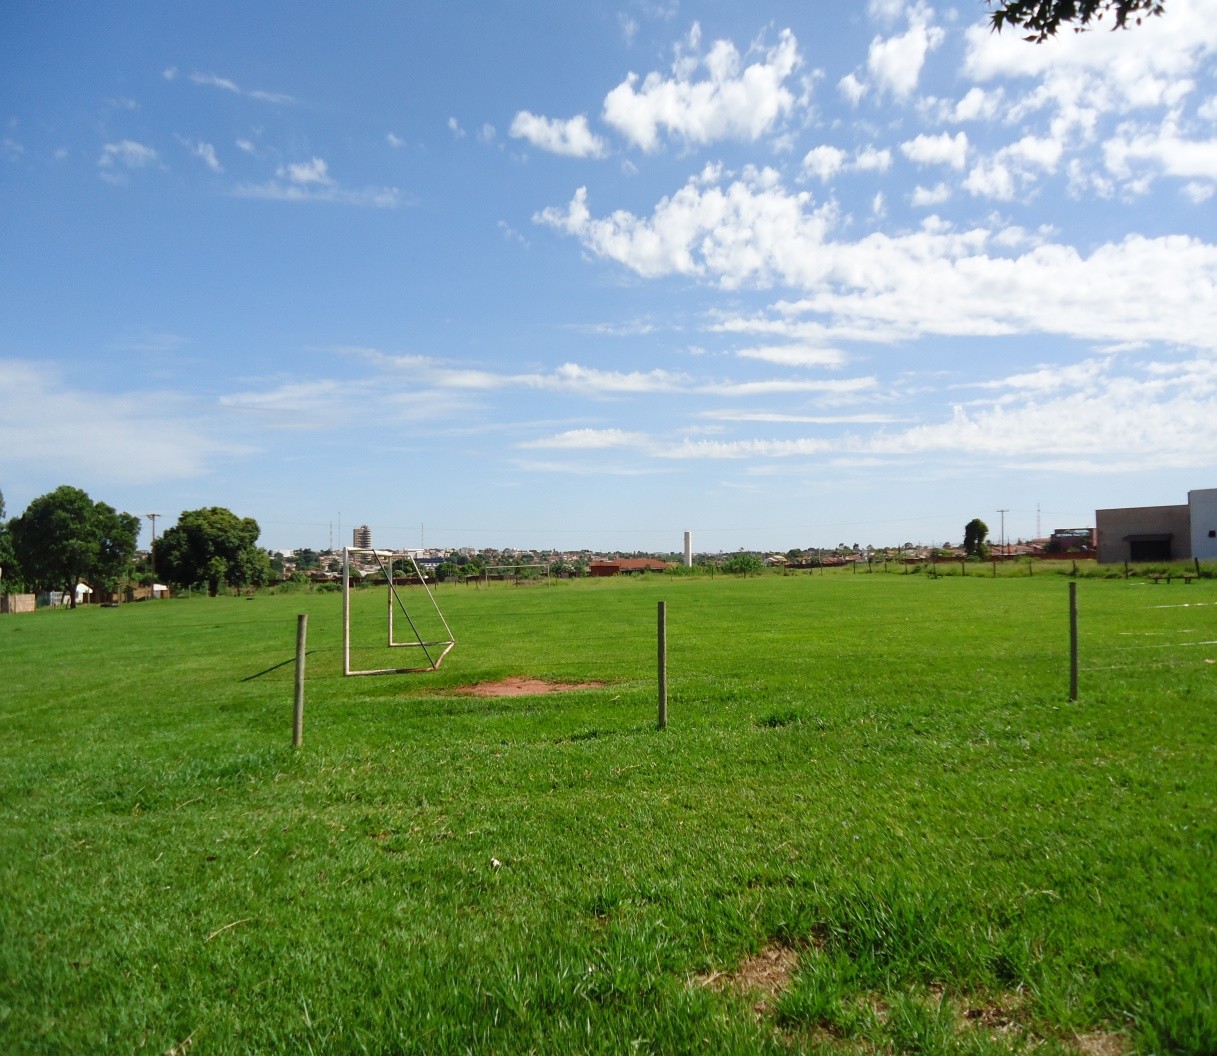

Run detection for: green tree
[[989, 0, 1163, 41], [9, 486, 140, 603], [722, 553, 764, 576], [294, 548, 321, 570], [0, 488, 23, 593], [156, 507, 265, 596], [963, 518, 991, 558], [231, 545, 271, 590]]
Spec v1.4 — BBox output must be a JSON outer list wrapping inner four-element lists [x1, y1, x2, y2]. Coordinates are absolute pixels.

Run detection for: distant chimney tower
[[353, 524, 372, 549], [683, 531, 692, 567]]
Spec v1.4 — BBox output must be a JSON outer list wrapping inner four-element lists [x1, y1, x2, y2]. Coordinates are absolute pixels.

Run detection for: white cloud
[[963, 134, 1062, 200], [965, 1, 1217, 86], [536, 170, 1217, 350], [661, 436, 835, 459], [602, 25, 802, 150], [194, 142, 221, 172], [192, 72, 239, 94], [386, 132, 404, 148], [901, 131, 968, 169], [234, 158, 401, 207], [803, 144, 891, 180], [867, 0, 908, 24], [962, 157, 1016, 200], [838, 72, 867, 106], [951, 86, 1001, 122], [281, 157, 333, 186], [1104, 118, 1217, 180], [509, 111, 607, 158], [735, 344, 846, 368], [867, 17, 944, 100], [447, 117, 466, 138], [361, 350, 688, 396], [802, 144, 846, 180], [699, 377, 876, 397], [175, 136, 221, 173], [869, 359, 1217, 469], [0, 359, 247, 482], [187, 71, 293, 105], [535, 172, 837, 288], [99, 140, 158, 168], [98, 140, 159, 183], [854, 146, 892, 172], [699, 410, 899, 424], [518, 428, 645, 450], [910, 182, 951, 206]]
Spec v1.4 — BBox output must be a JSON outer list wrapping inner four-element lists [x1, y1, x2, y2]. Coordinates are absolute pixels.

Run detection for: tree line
[[0, 485, 270, 603]]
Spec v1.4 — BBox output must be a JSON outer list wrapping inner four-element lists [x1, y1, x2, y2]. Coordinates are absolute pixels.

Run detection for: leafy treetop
[[989, 0, 1165, 42], [963, 518, 991, 558], [156, 507, 269, 597], [8, 486, 140, 601]]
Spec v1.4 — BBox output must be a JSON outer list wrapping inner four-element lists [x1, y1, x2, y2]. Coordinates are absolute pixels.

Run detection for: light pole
[[996, 508, 1008, 556], [145, 513, 161, 574]]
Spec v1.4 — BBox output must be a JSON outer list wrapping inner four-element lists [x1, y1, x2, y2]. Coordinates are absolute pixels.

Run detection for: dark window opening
[[1128, 538, 1173, 562]]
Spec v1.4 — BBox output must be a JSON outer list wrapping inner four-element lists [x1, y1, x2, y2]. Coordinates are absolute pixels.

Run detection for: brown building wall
[[1095, 504, 1191, 564]]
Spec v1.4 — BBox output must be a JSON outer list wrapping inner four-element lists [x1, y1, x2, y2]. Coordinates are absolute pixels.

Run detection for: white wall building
[[1190, 488, 1217, 561]]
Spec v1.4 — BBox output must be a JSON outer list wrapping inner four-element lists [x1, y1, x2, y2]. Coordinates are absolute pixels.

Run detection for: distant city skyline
[[3, 2, 1215, 554]]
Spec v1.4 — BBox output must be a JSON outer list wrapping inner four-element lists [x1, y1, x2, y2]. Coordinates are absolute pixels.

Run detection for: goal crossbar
[[342, 547, 456, 676]]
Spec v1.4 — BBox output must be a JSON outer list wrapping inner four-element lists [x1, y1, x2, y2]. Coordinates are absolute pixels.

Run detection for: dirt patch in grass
[[452, 676, 607, 697], [956, 987, 1027, 1036], [695, 943, 801, 1015], [1072, 1032, 1133, 1056]]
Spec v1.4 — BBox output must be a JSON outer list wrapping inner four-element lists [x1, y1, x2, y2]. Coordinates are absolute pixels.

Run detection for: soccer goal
[[342, 548, 456, 676]]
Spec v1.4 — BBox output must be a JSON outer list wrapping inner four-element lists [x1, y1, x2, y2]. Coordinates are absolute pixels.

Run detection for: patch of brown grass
[[956, 987, 1027, 1037], [694, 943, 801, 1016], [450, 676, 606, 696], [1072, 1031, 1133, 1056]]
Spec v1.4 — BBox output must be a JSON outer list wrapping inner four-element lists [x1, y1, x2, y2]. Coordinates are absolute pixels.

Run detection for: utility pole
[[145, 513, 161, 573], [997, 508, 1009, 556]]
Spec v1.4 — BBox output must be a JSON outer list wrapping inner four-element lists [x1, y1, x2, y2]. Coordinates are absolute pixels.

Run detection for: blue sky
[[3, 1, 1216, 555]]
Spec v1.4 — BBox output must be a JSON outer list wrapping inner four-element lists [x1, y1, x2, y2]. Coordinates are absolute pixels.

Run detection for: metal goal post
[[342, 547, 456, 676]]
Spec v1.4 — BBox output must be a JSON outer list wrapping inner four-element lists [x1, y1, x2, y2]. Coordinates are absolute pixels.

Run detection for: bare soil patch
[[1072, 1032, 1133, 1056], [452, 676, 606, 697], [695, 943, 801, 1016]]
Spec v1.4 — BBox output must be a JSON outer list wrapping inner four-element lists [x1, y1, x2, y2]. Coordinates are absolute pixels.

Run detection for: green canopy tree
[[0, 488, 22, 594], [963, 518, 991, 558], [156, 507, 267, 596], [989, 0, 1164, 41], [9, 486, 140, 603]]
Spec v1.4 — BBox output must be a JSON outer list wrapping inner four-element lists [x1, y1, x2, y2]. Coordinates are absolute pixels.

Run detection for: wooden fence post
[[293, 614, 307, 748], [1068, 584, 1078, 702], [657, 601, 667, 730]]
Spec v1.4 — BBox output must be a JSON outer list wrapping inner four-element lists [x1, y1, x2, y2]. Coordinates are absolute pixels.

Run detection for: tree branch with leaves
[[988, 0, 1164, 42]]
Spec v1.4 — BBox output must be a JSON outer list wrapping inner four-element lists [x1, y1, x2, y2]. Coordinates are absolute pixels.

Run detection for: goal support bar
[[342, 548, 456, 676]]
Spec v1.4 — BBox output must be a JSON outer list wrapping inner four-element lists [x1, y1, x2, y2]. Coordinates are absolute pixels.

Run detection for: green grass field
[[2, 570, 1214, 1054]]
